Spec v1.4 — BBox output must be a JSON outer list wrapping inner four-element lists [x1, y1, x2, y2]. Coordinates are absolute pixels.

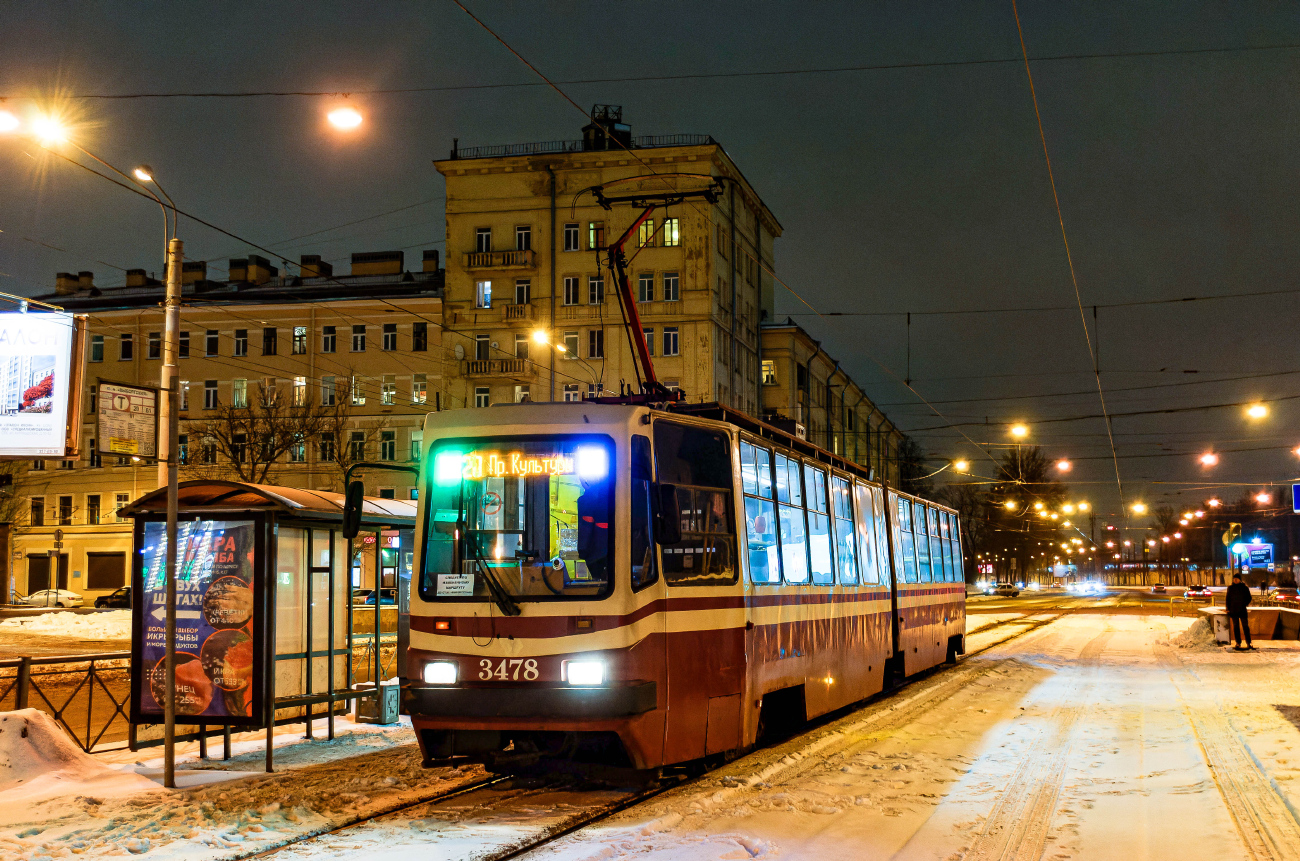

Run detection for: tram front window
[[420, 437, 615, 601]]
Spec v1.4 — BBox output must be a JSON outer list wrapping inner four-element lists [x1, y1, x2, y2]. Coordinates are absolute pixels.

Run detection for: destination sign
[[462, 451, 574, 480]]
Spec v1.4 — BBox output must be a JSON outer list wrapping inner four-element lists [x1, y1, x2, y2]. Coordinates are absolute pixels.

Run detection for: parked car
[[988, 583, 1020, 598], [1150, 584, 1167, 594], [21, 589, 85, 608], [94, 586, 131, 609], [351, 589, 374, 605], [363, 588, 398, 605], [1184, 585, 1212, 599], [1267, 587, 1298, 605]]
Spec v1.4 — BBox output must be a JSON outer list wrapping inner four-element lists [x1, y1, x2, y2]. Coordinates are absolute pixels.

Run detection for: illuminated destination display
[[462, 451, 575, 479]]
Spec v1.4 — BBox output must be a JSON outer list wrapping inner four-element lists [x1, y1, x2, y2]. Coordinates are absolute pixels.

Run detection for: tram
[[402, 400, 966, 772]]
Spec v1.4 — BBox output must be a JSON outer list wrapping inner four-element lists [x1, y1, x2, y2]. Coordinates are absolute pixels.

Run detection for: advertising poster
[[97, 381, 158, 458], [136, 519, 260, 723], [0, 311, 76, 458]]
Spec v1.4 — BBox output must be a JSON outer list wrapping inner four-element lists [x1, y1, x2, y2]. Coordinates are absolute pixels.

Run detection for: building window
[[31, 459, 45, 471], [475, 280, 492, 309], [382, 323, 397, 351], [350, 376, 365, 406], [59, 457, 74, 470], [293, 326, 307, 354], [90, 334, 104, 362], [262, 327, 277, 356], [120, 334, 134, 360], [475, 334, 490, 361], [321, 376, 336, 406], [762, 359, 777, 385], [514, 385, 530, 403], [179, 331, 190, 359], [381, 374, 396, 405], [563, 331, 579, 357], [588, 329, 604, 358], [410, 431, 423, 462], [232, 379, 248, 408], [474, 386, 490, 408], [204, 380, 218, 409], [289, 435, 306, 463], [412, 373, 427, 404], [638, 273, 654, 303], [586, 384, 597, 400], [637, 219, 656, 248], [293, 376, 307, 406], [516, 225, 531, 251], [205, 329, 219, 356], [233, 329, 247, 357], [662, 271, 679, 301], [588, 221, 605, 250], [87, 436, 100, 468], [642, 327, 654, 356], [115, 493, 130, 523], [177, 434, 188, 464], [515, 279, 531, 305], [322, 326, 336, 353], [351, 325, 366, 352], [662, 217, 680, 247], [663, 327, 679, 356], [180, 382, 189, 412], [413, 322, 428, 352], [563, 223, 580, 251], [476, 227, 492, 253], [377, 487, 396, 500], [588, 276, 604, 305], [88, 384, 97, 415], [514, 334, 529, 361], [349, 431, 366, 462], [229, 433, 247, 463], [29, 497, 44, 527], [86, 494, 101, 525], [147, 332, 161, 360], [563, 276, 581, 306], [380, 430, 396, 461], [319, 432, 335, 462], [58, 496, 73, 526], [563, 383, 580, 402]]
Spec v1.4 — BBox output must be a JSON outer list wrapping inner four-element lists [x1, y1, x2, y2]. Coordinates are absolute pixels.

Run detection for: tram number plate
[[478, 658, 540, 681]]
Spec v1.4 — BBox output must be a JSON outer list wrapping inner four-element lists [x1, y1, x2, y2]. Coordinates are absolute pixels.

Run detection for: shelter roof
[[121, 481, 417, 527]]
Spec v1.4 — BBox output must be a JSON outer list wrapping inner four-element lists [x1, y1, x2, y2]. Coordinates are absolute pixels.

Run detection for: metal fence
[[0, 652, 132, 752]]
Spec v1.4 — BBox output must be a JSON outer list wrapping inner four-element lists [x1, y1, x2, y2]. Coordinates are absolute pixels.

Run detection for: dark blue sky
[[3, 1, 1299, 523]]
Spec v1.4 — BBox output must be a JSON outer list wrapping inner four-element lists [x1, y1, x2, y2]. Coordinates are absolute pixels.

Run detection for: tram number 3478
[[479, 658, 540, 681]]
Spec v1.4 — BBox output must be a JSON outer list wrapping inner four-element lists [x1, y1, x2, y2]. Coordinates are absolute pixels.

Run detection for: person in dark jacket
[[1225, 574, 1254, 650]]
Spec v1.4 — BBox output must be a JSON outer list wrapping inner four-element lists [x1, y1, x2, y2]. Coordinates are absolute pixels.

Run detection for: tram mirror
[[342, 480, 365, 539], [655, 483, 682, 545]]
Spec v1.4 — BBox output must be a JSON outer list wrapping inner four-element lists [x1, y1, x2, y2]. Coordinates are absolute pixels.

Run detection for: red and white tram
[[402, 400, 966, 772]]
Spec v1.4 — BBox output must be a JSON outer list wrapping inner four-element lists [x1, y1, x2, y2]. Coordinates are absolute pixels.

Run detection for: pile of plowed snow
[[1172, 615, 1217, 648], [0, 710, 155, 804], [0, 609, 130, 640]]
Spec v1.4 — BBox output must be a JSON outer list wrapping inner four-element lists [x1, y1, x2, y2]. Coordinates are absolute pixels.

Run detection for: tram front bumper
[[404, 681, 658, 720]]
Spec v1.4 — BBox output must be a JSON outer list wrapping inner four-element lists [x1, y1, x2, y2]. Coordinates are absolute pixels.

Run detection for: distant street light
[[30, 114, 68, 144], [1256, 492, 1272, 504], [1078, 502, 1090, 512], [1004, 500, 1018, 510], [1132, 502, 1148, 515], [327, 106, 364, 130], [0, 110, 19, 133], [1246, 403, 1268, 420], [953, 459, 969, 472], [1056, 459, 1072, 472], [1199, 452, 1219, 466], [1174, 532, 1182, 539], [1207, 498, 1222, 508], [1010, 424, 1029, 439], [1063, 503, 1075, 514]]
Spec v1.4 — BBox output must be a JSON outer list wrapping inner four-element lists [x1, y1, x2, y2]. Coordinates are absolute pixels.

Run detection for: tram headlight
[[423, 661, 458, 685], [575, 446, 608, 481], [564, 660, 605, 686]]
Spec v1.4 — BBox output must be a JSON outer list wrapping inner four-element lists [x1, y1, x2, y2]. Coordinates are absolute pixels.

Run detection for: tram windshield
[[419, 436, 615, 602]]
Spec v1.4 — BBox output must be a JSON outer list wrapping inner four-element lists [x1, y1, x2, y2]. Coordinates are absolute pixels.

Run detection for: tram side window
[[912, 500, 932, 582], [854, 482, 880, 584], [654, 422, 737, 586], [804, 464, 834, 585], [630, 435, 657, 591], [928, 506, 947, 582], [832, 475, 858, 584], [873, 486, 890, 584], [774, 453, 809, 584], [896, 496, 918, 583], [741, 441, 781, 585], [944, 512, 961, 582]]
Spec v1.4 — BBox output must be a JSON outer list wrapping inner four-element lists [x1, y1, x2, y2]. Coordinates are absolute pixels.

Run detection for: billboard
[[97, 381, 158, 458], [0, 311, 82, 458], [132, 519, 264, 725]]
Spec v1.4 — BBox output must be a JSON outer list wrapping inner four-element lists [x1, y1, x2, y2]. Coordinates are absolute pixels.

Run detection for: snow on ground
[[0, 609, 131, 640], [0, 709, 158, 805]]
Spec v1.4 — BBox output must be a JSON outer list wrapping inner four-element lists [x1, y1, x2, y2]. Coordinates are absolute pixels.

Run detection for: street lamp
[[1131, 502, 1148, 515], [1004, 500, 1018, 510], [953, 459, 969, 473], [1200, 452, 1219, 466], [327, 105, 364, 130], [1056, 458, 1072, 472], [0, 110, 19, 133], [1246, 403, 1269, 420], [1256, 492, 1272, 505], [1010, 423, 1029, 439]]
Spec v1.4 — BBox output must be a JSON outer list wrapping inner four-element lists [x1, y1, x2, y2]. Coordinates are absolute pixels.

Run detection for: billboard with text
[[0, 311, 81, 458]]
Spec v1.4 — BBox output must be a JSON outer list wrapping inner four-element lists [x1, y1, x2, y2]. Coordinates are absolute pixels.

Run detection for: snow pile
[[1172, 615, 1217, 649], [0, 609, 131, 640], [0, 710, 155, 802]]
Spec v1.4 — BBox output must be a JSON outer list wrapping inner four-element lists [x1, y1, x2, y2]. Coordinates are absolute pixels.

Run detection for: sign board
[[97, 381, 158, 459], [1293, 483, 1300, 514], [1248, 544, 1274, 567], [132, 519, 264, 725], [0, 311, 81, 458]]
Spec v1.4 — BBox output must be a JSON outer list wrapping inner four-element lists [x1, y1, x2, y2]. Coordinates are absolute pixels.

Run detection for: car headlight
[[422, 661, 458, 685], [565, 660, 605, 686]]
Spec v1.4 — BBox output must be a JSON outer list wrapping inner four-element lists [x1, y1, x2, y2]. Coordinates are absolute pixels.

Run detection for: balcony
[[464, 358, 530, 380], [463, 249, 536, 270], [503, 303, 536, 323]]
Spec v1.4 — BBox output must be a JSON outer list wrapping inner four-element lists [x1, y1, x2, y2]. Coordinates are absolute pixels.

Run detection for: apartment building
[[13, 253, 443, 598]]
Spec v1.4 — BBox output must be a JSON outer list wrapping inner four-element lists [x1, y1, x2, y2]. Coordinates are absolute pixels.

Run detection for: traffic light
[[1222, 522, 1242, 547]]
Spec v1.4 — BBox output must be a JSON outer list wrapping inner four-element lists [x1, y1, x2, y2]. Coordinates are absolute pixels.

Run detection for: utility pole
[[161, 238, 182, 789]]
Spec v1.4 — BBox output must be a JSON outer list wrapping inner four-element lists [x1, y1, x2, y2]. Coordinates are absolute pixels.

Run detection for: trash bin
[[353, 680, 400, 725]]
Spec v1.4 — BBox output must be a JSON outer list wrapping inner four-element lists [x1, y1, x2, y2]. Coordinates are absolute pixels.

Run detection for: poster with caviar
[[133, 519, 262, 724]]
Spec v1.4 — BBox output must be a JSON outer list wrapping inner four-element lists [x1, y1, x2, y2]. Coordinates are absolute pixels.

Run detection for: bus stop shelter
[[122, 480, 416, 770]]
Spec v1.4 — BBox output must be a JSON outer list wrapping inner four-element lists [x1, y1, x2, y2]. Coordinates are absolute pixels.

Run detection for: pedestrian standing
[[1226, 573, 1254, 650]]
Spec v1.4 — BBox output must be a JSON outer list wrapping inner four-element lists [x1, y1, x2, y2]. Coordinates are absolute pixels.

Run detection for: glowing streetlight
[[1105, 541, 1115, 548], [1294, 445, 1300, 458], [1131, 502, 1148, 515], [1256, 492, 1272, 504], [1063, 503, 1075, 514], [327, 106, 364, 130], [1194, 510, 1204, 518], [1179, 519, 1188, 526], [1123, 540, 1132, 547], [1174, 532, 1182, 539], [1200, 452, 1219, 466], [1078, 502, 1089, 512], [1246, 403, 1268, 420], [1207, 498, 1222, 508], [1010, 424, 1029, 439], [1056, 458, 1072, 472], [30, 115, 67, 144], [1034, 501, 1044, 511], [1004, 500, 1017, 510], [133, 166, 153, 182], [953, 459, 969, 472], [1063, 520, 1072, 528], [532, 329, 550, 345], [0, 110, 19, 133], [1049, 513, 1059, 520]]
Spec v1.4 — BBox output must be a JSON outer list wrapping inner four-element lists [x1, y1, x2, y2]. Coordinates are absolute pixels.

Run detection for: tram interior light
[[575, 446, 608, 480], [435, 450, 465, 485], [423, 661, 458, 685], [565, 660, 606, 686]]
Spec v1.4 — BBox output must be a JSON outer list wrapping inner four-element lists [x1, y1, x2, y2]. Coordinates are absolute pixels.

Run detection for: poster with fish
[[133, 519, 262, 724]]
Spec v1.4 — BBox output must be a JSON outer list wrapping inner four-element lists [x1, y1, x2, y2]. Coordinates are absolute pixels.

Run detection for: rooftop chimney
[[55, 272, 80, 295], [583, 104, 631, 152], [181, 261, 207, 285], [351, 250, 404, 276], [300, 254, 334, 278], [228, 258, 248, 282], [422, 249, 440, 273], [77, 271, 94, 289], [246, 254, 277, 285]]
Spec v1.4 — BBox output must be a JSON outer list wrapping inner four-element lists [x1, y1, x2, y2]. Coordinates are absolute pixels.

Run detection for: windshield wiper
[[470, 549, 522, 617]]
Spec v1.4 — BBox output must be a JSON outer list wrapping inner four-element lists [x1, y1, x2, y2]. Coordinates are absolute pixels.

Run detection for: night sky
[[3, 1, 1299, 525]]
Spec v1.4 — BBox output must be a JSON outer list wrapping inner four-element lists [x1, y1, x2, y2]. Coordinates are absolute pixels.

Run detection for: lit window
[[381, 375, 396, 405], [661, 218, 680, 247], [637, 219, 656, 248], [293, 326, 307, 354], [412, 373, 427, 404], [476, 280, 492, 309]]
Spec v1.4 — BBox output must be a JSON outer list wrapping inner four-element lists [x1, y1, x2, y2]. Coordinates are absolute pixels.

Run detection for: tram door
[[653, 422, 744, 763]]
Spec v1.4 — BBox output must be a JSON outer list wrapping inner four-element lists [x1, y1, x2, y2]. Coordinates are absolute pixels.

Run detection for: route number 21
[[479, 658, 539, 681]]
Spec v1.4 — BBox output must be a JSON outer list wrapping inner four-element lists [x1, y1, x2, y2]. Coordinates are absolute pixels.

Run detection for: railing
[[504, 303, 535, 322], [450, 134, 716, 160], [464, 358, 528, 377], [463, 249, 537, 269], [0, 652, 132, 752]]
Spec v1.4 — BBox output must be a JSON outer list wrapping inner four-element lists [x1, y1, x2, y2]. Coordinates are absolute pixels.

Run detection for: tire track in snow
[[1157, 641, 1300, 860], [959, 628, 1114, 861]]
